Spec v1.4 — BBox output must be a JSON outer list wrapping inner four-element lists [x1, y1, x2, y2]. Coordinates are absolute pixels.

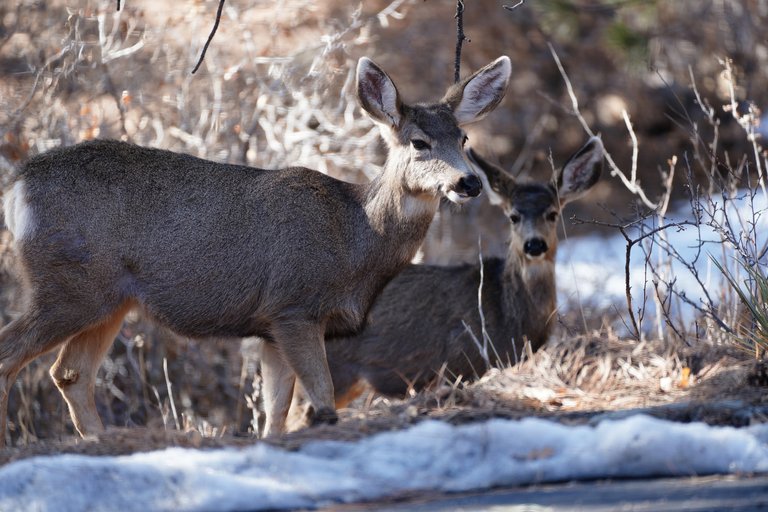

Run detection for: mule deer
[[286, 137, 603, 422], [0, 56, 511, 443]]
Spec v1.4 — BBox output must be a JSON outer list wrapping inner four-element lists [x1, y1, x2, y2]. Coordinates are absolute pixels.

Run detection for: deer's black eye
[[546, 211, 558, 222], [411, 139, 431, 151], [510, 213, 521, 224], [462, 135, 468, 147]]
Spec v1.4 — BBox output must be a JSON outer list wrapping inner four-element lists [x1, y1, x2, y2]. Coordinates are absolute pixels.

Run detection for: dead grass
[[2, 325, 765, 464], [270, 329, 768, 451], [344, 328, 761, 422]]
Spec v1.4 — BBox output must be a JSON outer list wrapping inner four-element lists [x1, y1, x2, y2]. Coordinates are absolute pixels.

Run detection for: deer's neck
[[362, 155, 439, 263], [502, 252, 557, 350]]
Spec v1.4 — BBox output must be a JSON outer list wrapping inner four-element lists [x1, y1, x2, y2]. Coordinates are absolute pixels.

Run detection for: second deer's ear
[[467, 148, 513, 206], [356, 57, 403, 129], [443, 56, 512, 126], [557, 136, 603, 205]]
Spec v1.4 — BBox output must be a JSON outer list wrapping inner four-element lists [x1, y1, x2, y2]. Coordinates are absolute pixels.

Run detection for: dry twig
[[454, 0, 466, 83], [548, 44, 658, 209], [192, 0, 226, 74]]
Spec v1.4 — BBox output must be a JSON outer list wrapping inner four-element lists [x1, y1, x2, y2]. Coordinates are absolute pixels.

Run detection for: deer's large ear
[[443, 56, 511, 126], [557, 136, 603, 205], [467, 148, 513, 206], [357, 57, 403, 129]]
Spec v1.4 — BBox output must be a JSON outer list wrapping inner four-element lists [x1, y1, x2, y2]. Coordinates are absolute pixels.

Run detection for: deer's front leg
[[270, 320, 337, 431], [259, 341, 297, 438]]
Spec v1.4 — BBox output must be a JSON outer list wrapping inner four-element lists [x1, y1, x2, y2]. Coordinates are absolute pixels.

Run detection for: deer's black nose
[[456, 175, 482, 197], [523, 238, 548, 257]]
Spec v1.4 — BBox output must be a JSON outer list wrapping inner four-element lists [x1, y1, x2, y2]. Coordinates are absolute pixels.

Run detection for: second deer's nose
[[457, 175, 482, 197], [523, 238, 548, 257]]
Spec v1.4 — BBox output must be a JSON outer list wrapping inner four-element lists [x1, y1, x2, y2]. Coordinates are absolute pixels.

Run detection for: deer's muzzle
[[524, 238, 548, 258]]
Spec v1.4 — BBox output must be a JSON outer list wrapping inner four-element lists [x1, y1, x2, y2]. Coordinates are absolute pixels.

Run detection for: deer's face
[[468, 137, 604, 265], [391, 105, 481, 204], [502, 184, 561, 263], [356, 56, 511, 205]]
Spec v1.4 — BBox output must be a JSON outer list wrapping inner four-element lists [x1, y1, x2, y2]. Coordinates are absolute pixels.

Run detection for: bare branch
[[623, 110, 639, 186], [192, 0, 226, 75], [574, 213, 697, 339], [503, 0, 526, 11], [548, 44, 658, 209], [454, 0, 466, 83], [720, 57, 767, 200]]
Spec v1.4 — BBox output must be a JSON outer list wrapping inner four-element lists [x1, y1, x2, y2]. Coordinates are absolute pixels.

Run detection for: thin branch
[[623, 110, 639, 186], [476, 237, 501, 365], [548, 43, 658, 209], [192, 0, 226, 75], [503, 0, 526, 11], [720, 57, 767, 200], [162, 358, 180, 431], [651, 156, 677, 340], [454, 0, 466, 83], [687, 66, 720, 185], [574, 215, 696, 339]]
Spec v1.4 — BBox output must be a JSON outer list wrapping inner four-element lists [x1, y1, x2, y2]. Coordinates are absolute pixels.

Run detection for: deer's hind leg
[[0, 314, 60, 447], [0, 268, 131, 443], [49, 302, 133, 438], [0, 307, 103, 446]]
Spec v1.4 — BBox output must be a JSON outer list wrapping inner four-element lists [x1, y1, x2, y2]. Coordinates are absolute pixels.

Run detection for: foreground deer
[[0, 56, 511, 443], [286, 137, 603, 422]]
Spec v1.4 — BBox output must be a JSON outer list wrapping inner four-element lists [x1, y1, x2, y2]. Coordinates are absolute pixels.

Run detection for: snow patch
[[1, 415, 767, 511]]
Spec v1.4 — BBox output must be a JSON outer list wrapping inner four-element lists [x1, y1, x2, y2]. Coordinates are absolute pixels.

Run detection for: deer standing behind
[[0, 56, 512, 444], [286, 137, 603, 425]]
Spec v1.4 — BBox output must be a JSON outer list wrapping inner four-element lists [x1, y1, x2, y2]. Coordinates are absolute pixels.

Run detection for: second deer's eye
[[462, 135, 468, 147], [510, 213, 521, 224], [546, 211, 558, 222], [411, 139, 431, 151]]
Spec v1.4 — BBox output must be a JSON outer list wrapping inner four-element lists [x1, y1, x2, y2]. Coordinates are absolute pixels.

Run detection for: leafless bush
[[557, 49, 768, 355]]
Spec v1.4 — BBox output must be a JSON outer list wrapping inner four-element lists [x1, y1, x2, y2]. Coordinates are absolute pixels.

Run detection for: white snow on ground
[[1, 415, 767, 511]]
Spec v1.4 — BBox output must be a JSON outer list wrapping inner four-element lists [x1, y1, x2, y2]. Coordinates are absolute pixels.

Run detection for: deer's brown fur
[[0, 56, 512, 443], [287, 138, 603, 423]]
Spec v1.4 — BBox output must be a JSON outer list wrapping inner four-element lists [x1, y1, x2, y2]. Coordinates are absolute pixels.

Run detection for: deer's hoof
[[309, 407, 338, 426]]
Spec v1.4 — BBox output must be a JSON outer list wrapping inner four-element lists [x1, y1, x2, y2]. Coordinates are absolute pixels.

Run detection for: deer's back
[[11, 140, 382, 338]]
